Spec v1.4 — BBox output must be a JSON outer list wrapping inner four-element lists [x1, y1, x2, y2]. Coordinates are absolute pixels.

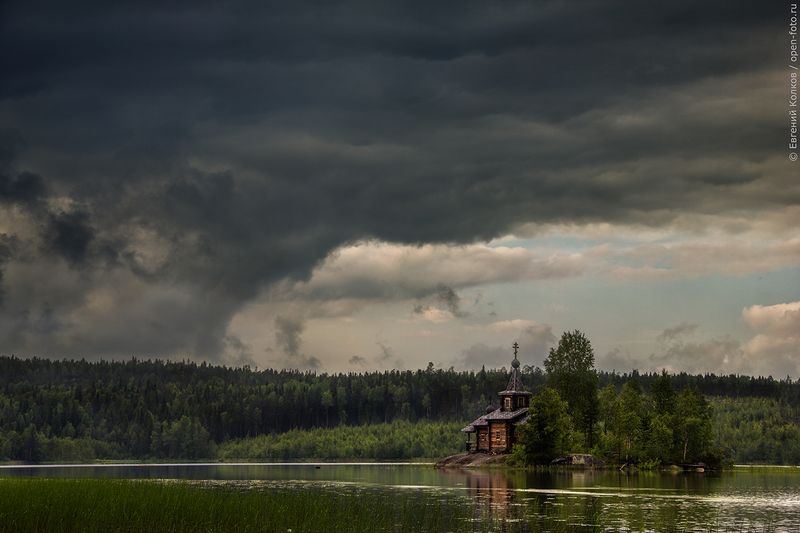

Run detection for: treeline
[[0, 355, 798, 462]]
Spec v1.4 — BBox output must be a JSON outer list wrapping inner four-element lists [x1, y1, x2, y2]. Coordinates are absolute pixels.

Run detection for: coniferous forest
[[0, 353, 798, 464]]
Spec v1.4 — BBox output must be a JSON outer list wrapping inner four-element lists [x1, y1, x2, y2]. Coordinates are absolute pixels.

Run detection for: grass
[[0, 478, 486, 532]]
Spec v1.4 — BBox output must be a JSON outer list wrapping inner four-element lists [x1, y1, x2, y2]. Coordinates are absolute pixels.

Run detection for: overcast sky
[[1, 1, 798, 376]]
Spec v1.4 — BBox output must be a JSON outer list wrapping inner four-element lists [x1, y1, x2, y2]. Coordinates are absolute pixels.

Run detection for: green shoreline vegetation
[[218, 420, 463, 461], [1, 331, 799, 466]]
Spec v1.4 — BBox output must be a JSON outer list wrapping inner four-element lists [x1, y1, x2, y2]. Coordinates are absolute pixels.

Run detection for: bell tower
[[498, 342, 532, 411]]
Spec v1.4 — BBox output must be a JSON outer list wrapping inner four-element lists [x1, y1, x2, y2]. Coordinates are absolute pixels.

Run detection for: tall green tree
[[597, 385, 617, 436], [674, 387, 712, 463], [651, 370, 675, 415], [643, 415, 673, 464], [517, 388, 573, 464], [543, 330, 599, 447], [615, 381, 644, 463]]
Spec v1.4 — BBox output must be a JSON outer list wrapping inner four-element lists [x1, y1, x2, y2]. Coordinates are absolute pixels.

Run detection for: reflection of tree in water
[[444, 469, 787, 532]]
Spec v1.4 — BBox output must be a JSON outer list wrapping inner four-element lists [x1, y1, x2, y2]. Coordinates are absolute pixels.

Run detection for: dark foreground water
[[2, 463, 799, 532]]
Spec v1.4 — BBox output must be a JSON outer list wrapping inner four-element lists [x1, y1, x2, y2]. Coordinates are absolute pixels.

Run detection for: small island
[[438, 331, 722, 471]]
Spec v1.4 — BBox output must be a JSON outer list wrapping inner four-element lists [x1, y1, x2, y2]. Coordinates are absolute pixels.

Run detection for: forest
[[0, 345, 798, 464]]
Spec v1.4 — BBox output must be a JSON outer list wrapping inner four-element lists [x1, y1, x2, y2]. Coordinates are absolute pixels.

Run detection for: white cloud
[[276, 240, 586, 301], [287, 230, 800, 306], [487, 319, 542, 333], [741, 301, 800, 377], [513, 206, 800, 243], [606, 238, 800, 280], [413, 307, 454, 324], [742, 301, 800, 335]]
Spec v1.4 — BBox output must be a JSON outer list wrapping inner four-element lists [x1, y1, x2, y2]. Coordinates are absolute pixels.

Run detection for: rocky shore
[[434, 452, 511, 468]]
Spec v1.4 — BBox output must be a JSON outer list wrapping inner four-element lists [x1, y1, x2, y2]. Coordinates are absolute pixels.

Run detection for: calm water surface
[[2, 463, 799, 532]]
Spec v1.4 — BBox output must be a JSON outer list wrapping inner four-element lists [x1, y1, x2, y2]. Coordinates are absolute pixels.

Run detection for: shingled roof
[[461, 407, 528, 432]]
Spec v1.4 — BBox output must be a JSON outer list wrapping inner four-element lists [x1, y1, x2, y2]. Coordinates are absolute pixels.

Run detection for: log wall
[[490, 422, 508, 451], [477, 428, 489, 451]]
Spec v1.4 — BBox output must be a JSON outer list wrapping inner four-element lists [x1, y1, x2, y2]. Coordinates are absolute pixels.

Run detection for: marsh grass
[[0, 478, 498, 532]]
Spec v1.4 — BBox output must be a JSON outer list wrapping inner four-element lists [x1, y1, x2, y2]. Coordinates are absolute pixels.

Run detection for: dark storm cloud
[[657, 322, 699, 342], [44, 211, 95, 265], [271, 314, 320, 369], [0, 236, 14, 264], [348, 355, 367, 366], [0, 138, 47, 211], [373, 342, 403, 368], [274, 315, 304, 357], [222, 335, 255, 367], [376, 342, 394, 362], [0, 171, 46, 208], [0, 0, 790, 358], [0, 235, 17, 304], [413, 284, 468, 319], [435, 284, 468, 318]]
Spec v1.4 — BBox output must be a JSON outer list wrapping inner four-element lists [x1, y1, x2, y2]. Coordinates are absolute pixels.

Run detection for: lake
[[2, 463, 799, 532]]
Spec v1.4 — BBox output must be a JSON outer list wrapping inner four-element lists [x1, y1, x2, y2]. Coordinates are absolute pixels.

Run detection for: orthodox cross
[[512, 342, 519, 358]]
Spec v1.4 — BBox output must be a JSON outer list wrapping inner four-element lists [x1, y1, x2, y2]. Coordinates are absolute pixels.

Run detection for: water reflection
[[445, 468, 797, 531], [459, 469, 515, 517]]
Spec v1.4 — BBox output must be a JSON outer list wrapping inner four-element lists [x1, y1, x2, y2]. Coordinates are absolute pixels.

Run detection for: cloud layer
[[0, 0, 795, 365]]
